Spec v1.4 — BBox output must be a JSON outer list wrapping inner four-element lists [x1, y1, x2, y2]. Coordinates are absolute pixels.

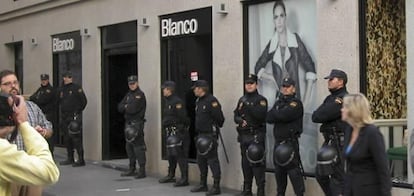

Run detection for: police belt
[[237, 126, 263, 135], [165, 124, 186, 135]]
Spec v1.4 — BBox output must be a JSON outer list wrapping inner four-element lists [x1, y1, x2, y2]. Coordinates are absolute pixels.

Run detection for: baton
[[215, 126, 229, 164]]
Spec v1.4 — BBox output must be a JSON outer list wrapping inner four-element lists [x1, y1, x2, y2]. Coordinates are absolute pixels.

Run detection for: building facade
[[0, 0, 413, 195]]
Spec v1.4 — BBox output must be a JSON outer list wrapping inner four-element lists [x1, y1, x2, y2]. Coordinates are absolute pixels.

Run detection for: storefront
[[160, 7, 212, 160], [52, 31, 83, 146]]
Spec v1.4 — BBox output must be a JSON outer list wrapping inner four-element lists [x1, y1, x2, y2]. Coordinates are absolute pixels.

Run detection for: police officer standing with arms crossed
[[59, 71, 87, 167], [267, 77, 305, 196], [118, 75, 147, 179], [312, 69, 348, 196], [30, 74, 57, 155], [233, 74, 267, 196], [190, 80, 225, 196], [159, 81, 190, 186]]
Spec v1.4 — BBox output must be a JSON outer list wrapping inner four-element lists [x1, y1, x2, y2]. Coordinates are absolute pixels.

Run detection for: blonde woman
[[341, 93, 391, 196]]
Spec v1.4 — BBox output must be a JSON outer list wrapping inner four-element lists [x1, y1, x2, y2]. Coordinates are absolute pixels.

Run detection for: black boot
[[159, 169, 176, 183], [206, 178, 221, 195], [60, 151, 74, 165], [120, 167, 136, 177], [257, 185, 265, 196], [72, 150, 85, 167], [236, 183, 252, 196], [135, 166, 146, 179], [174, 168, 189, 187], [190, 176, 208, 192]]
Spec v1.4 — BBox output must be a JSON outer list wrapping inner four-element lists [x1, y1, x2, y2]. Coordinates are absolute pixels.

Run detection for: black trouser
[[196, 133, 221, 180], [239, 133, 266, 190], [274, 139, 304, 196], [61, 112, 83, 161], [125, 121, 146, 169], [166, 127, 190, 175]]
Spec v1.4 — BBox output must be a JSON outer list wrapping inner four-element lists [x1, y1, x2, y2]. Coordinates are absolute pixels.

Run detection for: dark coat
[[343, 124, 392, 196], [118, 88, 146, 122], [254, 32, 316, 99]]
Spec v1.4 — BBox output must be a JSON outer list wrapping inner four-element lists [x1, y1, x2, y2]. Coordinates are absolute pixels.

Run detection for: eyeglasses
[[1, 80, 19, 87]]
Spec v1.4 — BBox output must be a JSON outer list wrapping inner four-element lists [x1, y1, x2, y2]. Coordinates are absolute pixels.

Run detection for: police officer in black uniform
[[118, 75, 147, 179], [190, 80, 225, 196], [58, 71, 87, 167], [159, 81, 191, 187], [234, 74, 267, 196], [312, 69, 348, 196], [266, 77, 304, 196], [30, 74, 57, 154]]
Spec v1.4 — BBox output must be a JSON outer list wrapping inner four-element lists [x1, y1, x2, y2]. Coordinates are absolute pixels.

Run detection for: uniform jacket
[[29, 84, 57, 115], [195, 93, 225, 133], [254, 31, 316, 99], [266, 94, 303, 141], [59, 83, 87, 114], [0, 122, 59, 196], [118, 88, 146, 122], [343, 124, 391, 196], [162, 94, 189, 128], [312, 87, 348, 134]]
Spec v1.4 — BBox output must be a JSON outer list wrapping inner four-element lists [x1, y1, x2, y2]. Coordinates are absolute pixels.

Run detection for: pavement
[[43, 148, 238, 196]]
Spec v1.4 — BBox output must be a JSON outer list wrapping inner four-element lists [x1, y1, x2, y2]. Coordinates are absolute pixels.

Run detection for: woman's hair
[[343, 93, 373, 128], [273, 0, 286, 16]]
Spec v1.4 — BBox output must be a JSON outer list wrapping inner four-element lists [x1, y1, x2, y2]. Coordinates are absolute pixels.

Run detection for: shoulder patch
[[335, 98, 343, 104], [176, 103, 182, 109], [260, 100, 267, 106], [78, 89, 83, 93], [289, 101, 298, 107], [238, 102, 243, 110], [212, 101, 218, 107]]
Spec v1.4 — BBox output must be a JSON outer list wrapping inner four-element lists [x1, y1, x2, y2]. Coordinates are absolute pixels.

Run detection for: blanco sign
[[161, 18, 198, 37], [52, 38, 75, 52]]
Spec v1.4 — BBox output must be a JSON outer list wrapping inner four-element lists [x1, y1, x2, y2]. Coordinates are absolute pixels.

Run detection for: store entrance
[[161, 35, 212, 160], [103, 52, 137, 159]]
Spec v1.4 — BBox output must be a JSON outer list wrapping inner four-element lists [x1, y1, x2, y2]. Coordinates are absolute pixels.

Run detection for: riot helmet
[[68, 120, 81, 135], [196, 135, 213, 156], [316, 145, 338, 176], [273, 142, 295, 166], [166, 134, 183, 157], [246, 142, 265, 164], [124, 125, 138, 143]]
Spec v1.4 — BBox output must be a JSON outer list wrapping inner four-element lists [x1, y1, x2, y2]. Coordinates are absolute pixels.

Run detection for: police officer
[[190, 80, 225, 196], [266, 77, 304, 196], [30, 74, 57, 154], [234, 74, 267, 196], [312, 69, 348, 196], [58, 71, 87, 167], [159, 81, 190, 187], [118, 75, 147, 179]]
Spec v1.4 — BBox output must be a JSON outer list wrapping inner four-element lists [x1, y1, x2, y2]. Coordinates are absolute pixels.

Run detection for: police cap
[[324, 69, 347, 84], [127, 75, 138, 84], [192, 80, 209, 89], [161, 80, 176, 89], [40, 74, 49, 80], [245, 74, 258, 84], [282, 77, 295, 87], [62, 71, 72, 78]]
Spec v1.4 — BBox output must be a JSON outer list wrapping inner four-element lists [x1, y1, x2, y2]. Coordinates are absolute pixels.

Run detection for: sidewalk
[[49, 147, 238, 196]]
